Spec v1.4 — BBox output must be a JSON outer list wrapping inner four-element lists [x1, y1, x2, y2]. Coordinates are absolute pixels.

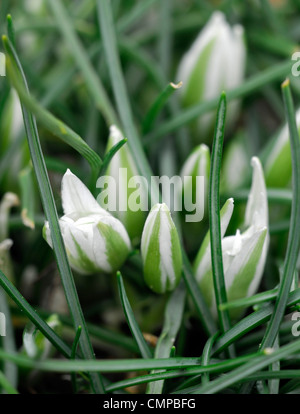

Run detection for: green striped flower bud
[[141, 203, 182, 294], [98, 125, 147, 243], [264, 108, 300, 188], [179, 144, 210, 222], [176, 11, 246, 140], [194, 157, 269, 319], [43, 169, 131, 275]]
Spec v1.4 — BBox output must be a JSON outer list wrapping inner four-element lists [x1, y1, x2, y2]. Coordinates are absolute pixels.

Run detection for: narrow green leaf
[[117, 272, 152, 359], [47, 0, 118, 126], [142, 82, 182, 135], [182, 252, 217, 336], [98, 138, 127, 179], [261, 79, 300, 349], [4, 56, 102, 182], [176, 338, 300, 394], [0, 370, 18, 394], [2, 34, 105, 394], [209, 92, 233, 343], [147, 282, 186, 394], [214, 288, 300, 355], [0, 270, 72, 358], [144, 60, 292, 146], [97, 0, 160, 205]]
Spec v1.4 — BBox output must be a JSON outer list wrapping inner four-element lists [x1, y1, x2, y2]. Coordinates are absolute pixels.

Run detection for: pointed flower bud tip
[[141, 203, 182, 294]]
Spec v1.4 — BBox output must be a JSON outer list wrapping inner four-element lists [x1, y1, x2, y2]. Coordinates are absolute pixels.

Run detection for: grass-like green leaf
[[261, 79, 300, 349], [176, 338, 300, 394], [0, 370, 18, 394], [208, 92, 233, 344], [214, 288, 300, 355], [144, 60, 292, 146], [0, 349, 258, 374], [147, 281, 186, 394], [142, 82, 182, 135], [4, 55, 102, 183], [0, 270, 72, 358], [47, 0, 118, 126], [182, 252, 217, 336], [117, 272, 153, 359], [98, 138, 127, 179], [2, 34, 105, 394]]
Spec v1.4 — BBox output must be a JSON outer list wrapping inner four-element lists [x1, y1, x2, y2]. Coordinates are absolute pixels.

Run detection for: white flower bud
[[43, 170, 131, 275], [177, 11, 246, 139], [141, 203, 182, 294]]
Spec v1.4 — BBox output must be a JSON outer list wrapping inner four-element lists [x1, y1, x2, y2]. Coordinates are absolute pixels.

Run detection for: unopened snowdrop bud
[[264, 108, 300, 188], [179, 144, 210, 222], [141, 203, 182, 294], [221, 133, 250, 192], [43, 170, 131, 275], [98, 125, 147, 243], [23, 314, 62, 360], [194, 157, 269, 319], [176, 11, 246, 139]]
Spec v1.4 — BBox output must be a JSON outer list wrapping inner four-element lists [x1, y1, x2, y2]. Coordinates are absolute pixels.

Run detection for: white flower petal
[[245, 157, 268, 230], [62, 169, 109, 216]]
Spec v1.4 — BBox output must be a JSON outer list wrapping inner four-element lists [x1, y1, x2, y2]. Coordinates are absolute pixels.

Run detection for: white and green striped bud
[[264, 108, 300, 188], [176, 11, 246, 140], [221, 132, 250, 192], [194, 157, 269, 319], [43, 169, 131, 275], [98, 125, 147, 243], [23, 314, 62, 360], [141, 203, 182, 294], [179, 144, 210, 219]]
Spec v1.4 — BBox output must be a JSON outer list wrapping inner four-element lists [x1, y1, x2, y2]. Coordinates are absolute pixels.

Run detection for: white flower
[[177, 11, 246, 138], [141, 203, 182, 294], [194, 157, 269, 319], [43, 170, 131, 275]]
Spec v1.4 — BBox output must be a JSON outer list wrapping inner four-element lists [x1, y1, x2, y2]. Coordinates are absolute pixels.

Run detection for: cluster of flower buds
[[176, 11, 246, 140], [194, 157, 269, 319]]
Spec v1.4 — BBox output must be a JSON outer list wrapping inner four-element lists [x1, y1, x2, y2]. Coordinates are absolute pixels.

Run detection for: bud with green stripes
[[176, 11, 246, 140], [141, 203, 182, 294], [43, 169, 131, 275], [99, 125, 147, 243], [194, 157, 269, 319], [179, 143, 210, 219], [264, 108, 300, 188]]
